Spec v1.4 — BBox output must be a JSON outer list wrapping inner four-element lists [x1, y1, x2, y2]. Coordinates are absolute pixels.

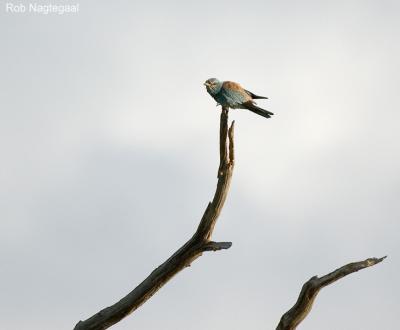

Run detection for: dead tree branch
[[276, 256, 386, 330], [74, 107, 235, 330]]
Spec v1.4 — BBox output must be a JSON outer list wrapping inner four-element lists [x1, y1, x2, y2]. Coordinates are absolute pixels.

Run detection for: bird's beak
[[203, 82, 209, 86]]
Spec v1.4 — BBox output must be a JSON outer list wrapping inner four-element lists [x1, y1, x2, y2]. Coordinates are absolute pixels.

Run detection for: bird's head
[[204, 78, 222, 95]]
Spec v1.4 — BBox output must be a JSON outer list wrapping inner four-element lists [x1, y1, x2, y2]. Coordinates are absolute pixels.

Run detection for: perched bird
[[204, 78, 273, 119]]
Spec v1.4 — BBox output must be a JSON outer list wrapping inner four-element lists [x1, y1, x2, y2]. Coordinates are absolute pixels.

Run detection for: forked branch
[[74, 107, 235, 330], [74, 107, 385, 330], [276, 256, 386, 330]]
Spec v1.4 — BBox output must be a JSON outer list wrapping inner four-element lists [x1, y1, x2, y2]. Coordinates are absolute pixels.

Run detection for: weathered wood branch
[[276, 256, 386, 330], [74, 108, 235, 330]]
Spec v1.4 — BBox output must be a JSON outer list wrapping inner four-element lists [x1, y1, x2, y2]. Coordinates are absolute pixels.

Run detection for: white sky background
[[1, 0, 399, 329]]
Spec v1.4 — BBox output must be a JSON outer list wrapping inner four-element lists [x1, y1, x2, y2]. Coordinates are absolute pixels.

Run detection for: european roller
[[204, 78, 273, 119]]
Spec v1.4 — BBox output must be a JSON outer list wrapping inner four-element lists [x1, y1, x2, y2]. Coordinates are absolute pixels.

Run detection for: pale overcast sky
[[1, 1, 399, 329]]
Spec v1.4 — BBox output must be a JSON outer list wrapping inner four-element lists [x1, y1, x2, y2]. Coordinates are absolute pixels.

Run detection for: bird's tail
[[243, 102, 274, 119]]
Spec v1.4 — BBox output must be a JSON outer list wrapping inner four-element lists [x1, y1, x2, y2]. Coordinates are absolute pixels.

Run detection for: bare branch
[[74, 107, 235, 330], [202, 241, 233, 251], [276, 256, 386, 330]]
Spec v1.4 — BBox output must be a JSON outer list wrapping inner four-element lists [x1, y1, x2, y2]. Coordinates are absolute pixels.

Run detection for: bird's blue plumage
[[204, 78, 274, 119], [219, 87, 249, 108]]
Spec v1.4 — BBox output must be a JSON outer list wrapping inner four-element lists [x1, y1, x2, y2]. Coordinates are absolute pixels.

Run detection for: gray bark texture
[[74, 108, 235, 330], [74, 107, 385, 330], [276, 256, 386, 330]]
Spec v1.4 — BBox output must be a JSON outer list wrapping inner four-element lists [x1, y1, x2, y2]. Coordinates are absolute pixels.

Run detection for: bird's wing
[[244, 89, 268, 100], [221, 81, 252, 105]]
